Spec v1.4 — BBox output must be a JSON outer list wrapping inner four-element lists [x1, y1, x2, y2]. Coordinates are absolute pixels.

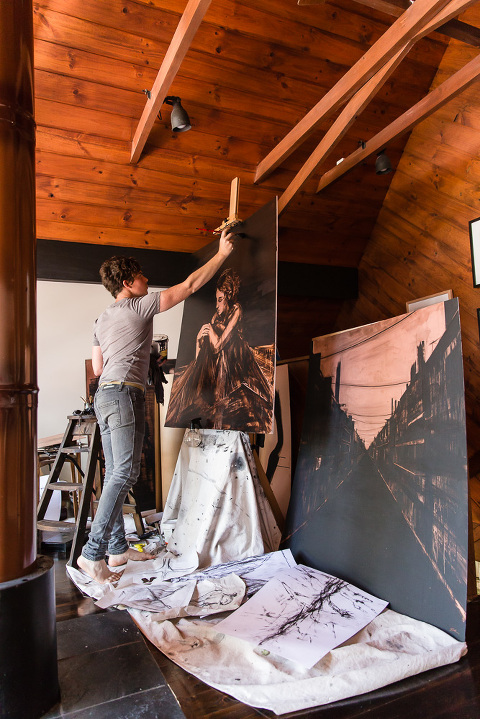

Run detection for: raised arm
[[159, 229, 235, 312]]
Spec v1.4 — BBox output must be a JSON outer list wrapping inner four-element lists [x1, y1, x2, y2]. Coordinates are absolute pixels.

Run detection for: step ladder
[[37, 413, 146, 569], [37, 413, 101, 569]]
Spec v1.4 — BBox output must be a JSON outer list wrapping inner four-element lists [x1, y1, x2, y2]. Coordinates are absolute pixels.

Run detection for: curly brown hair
[[216, 268, 240, 306], [99, 256, 142, 298]]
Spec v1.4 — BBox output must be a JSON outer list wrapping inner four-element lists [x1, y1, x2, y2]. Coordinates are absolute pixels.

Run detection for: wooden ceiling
[[33, 0, 477, 353]]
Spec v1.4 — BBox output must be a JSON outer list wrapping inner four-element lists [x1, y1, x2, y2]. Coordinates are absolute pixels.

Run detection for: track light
[[375, 149, 392, 175], [143, 91, 192, 133], [164, 96, 191, 133]]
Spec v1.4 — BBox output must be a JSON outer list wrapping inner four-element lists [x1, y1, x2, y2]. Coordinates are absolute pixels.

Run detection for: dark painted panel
[[37, 239, 358, 300]]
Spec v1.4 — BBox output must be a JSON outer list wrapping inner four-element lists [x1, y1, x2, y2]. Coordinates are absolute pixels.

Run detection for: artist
[[77, 229, 235, 584]]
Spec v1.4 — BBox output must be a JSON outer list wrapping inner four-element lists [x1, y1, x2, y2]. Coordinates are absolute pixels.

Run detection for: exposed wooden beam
[[316, 51, 480, 193], [255, 0, 468, 184], [342, 0, 480, 47], [438, 18, 480, 46], [278, 48, 407, 214], [130, 0, 212, 165], [299, 0, 480, 48]]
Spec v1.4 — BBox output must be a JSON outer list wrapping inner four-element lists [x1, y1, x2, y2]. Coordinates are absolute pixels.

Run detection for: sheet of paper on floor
[[96, 573, 245, 618], [217, 564, 389, 668]]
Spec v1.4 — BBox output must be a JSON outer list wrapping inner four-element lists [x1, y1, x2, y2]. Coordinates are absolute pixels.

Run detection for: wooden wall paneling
[[35, 182, 380, 239], [376, 201, 472, 280], [278, 46, 411, 212], [33, 38, 157, 92], [334, 0, 480, 47], [277, 227, 366, 266], [35, 127, 288, 189], [35, 99, 134, 142], [365, 231, 470, 312], [36, 142, 387, 224], [35, 151, 268, 205], [142, 0, 447, 66], [414, 110, 480, 156], [35, 176, 232, 222], [401, 149, 480, 212], [35, 218, 211, 251], [31, 0, 451, 362], [34, 69, 144, 118], [33, 0, 447, 95], [147, 107, 404, 177], [36, 198, 225, 234], [33, 0, 371, 71]]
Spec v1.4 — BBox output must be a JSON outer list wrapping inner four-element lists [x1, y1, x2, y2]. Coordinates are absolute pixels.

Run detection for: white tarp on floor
[[130, 604, 466, 715]]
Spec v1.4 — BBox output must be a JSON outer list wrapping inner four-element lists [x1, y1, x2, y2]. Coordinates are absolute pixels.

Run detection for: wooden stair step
[[37, 519, 77, 531], [46, 482, 85, 491]]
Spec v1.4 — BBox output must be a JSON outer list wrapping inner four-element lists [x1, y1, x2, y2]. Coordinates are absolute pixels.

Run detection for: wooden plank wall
[[334, 5, 480, 559]]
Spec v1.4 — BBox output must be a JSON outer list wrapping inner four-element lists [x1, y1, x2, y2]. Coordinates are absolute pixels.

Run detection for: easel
[[214, 177, 243, 234], [216, 183, 283, 531], [250, 434, 285, 534]]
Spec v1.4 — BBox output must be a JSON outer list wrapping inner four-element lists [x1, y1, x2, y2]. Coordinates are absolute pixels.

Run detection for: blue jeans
[[81, 384, 145, 561]]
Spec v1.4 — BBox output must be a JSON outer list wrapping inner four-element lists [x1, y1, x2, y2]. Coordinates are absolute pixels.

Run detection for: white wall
[[37, 281, 184, 439]]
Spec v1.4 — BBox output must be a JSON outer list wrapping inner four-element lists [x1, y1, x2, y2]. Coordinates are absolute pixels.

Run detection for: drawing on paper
[[217, 564, 388, 668]]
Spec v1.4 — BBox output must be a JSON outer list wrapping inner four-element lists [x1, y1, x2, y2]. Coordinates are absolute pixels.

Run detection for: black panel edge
[[37, 239, 358, 300]]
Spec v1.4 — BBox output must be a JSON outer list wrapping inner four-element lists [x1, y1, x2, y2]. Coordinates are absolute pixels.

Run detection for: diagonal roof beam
[[130, 0, 212, 164], [315, 50, 480, 193], [278, 48, 407, 214], [278, 0, 476, 213], [255, 0, 464, 184], [299, 0, 480, 48]]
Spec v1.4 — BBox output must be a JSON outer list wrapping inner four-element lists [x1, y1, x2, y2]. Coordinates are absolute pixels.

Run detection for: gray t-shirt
[[93, 291, 161, 386]]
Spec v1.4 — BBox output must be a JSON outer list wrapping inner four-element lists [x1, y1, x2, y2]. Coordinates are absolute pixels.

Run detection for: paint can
[[152, 334, 168, 360]]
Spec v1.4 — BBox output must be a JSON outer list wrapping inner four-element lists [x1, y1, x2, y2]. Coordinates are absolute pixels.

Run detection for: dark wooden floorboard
[[50, 549, 480, 719]]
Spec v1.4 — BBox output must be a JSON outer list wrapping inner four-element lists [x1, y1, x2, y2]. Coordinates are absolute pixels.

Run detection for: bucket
[[152, 334, 168, 360]]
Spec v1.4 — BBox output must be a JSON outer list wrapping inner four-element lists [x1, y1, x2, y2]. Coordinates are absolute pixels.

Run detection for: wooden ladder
[[37, 414, 101, 569]]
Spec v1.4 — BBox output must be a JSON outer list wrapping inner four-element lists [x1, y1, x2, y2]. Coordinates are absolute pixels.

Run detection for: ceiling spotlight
[[164, 96, 191, 133], [375, 150, 392, 175]]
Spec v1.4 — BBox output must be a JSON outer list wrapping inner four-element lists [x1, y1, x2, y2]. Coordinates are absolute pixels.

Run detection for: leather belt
[[99, 381, 145, 392]]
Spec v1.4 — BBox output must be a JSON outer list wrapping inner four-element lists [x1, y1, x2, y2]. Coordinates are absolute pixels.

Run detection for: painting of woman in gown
[[165, 268, 275, 433]]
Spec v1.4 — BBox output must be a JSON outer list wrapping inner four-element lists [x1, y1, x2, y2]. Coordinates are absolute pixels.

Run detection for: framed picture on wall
[[469, 216, 480, 287]]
